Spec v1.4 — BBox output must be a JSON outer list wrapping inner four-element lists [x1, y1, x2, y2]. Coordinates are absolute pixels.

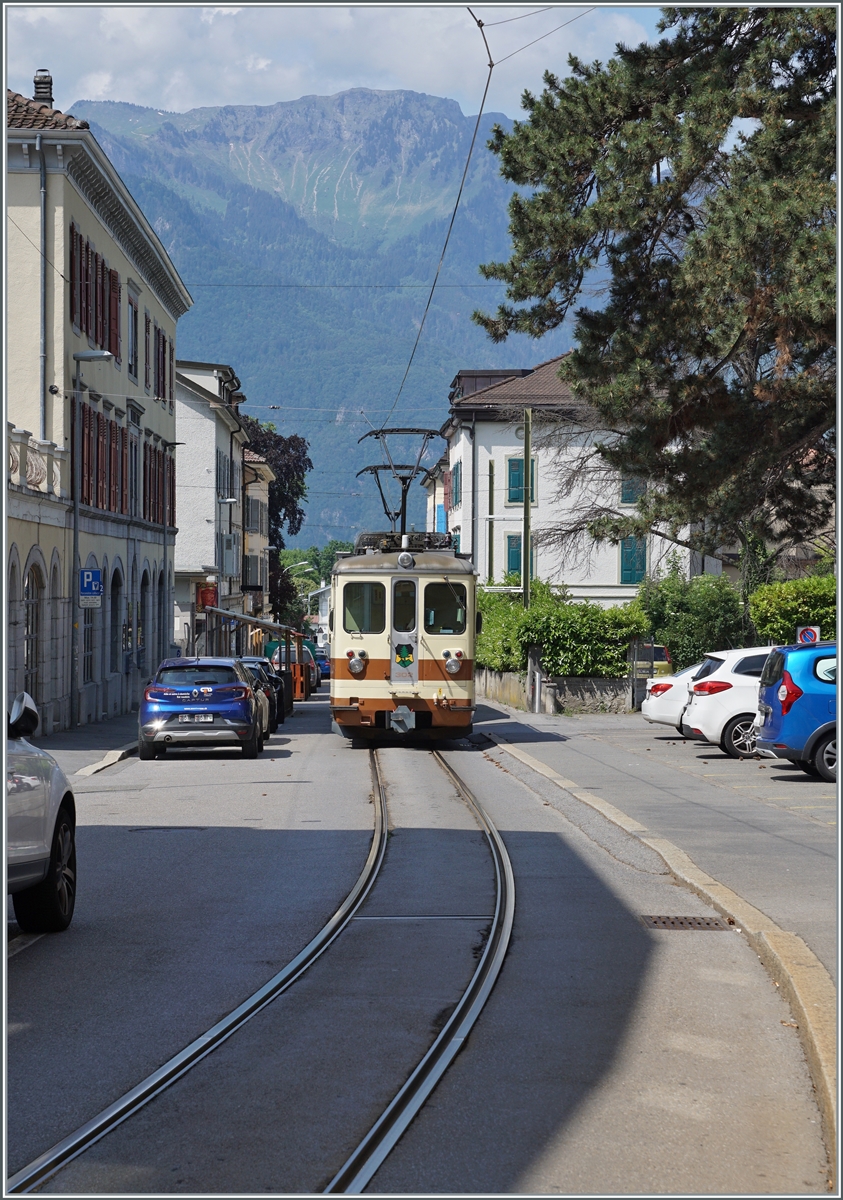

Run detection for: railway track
[[7, 747, 514, 1195]]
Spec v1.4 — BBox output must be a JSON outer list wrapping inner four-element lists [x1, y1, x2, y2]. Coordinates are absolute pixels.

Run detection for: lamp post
[[71, 350, 113, 728], [522, 406, 532, 610]]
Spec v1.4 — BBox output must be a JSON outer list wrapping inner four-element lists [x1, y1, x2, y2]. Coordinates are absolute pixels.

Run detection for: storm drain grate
[[641, 915, 727, 930]]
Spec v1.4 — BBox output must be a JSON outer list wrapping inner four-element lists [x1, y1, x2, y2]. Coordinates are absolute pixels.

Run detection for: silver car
[[7, 692, 77, 932]]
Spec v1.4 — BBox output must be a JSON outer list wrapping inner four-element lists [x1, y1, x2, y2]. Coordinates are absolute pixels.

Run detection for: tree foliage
[[474, 7, 835, 560], [635, 561, 750, 669], [748, 574, 836, 645]]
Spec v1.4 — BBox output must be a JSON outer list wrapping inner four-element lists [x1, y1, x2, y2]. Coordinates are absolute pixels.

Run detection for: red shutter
[[443, 470, 452, 511], [158, 449, 164, 522], [121, 428, 128, 514], [169, 454, 175, 525], [109, 422, 118, 510], [168, 339, 174, 401], [95, 254, 103, 346], [70, 396, 76, 496], [142, 444, 148, 521], [85, 242, 93, 335], [109, 271, 120, 358], [81, 405, 89, 504], [70, 226, 77, 326], [96, 413, 103, 507], [144, 315, 151, 389]]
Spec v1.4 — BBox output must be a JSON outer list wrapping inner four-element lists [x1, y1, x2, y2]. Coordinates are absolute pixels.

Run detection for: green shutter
[[621, 478, 645, 504], [507, 535, 521, 574], [508, 458, 523, 502], [620, 537, 647, 584]]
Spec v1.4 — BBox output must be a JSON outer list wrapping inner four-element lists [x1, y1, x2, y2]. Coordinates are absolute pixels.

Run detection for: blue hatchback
[[755, 643, 837, 780], [138, 658, 261, 760]]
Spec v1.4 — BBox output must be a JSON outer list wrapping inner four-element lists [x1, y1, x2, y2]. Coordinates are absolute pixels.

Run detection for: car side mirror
[[476, 611, 483, 635], [8, 691, 40, 739]]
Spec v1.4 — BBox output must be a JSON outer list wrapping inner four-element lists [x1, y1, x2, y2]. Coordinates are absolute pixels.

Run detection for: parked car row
[[642, 641, 836, 780]]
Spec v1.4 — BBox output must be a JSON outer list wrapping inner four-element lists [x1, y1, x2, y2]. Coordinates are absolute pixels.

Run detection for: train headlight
[[348, 656, 365, 675], [397, 551, 414, 569], [445, 657, 461, 675]]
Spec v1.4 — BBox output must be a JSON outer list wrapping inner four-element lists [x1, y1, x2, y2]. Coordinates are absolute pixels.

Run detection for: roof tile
[[7, 89, 89, 131]]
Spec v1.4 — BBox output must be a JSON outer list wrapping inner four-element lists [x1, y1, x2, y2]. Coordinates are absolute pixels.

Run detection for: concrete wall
[[475, 667, 632, 715]]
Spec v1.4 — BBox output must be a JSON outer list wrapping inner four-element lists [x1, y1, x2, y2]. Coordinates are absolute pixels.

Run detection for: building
[[7, 73, 192, 730], [423, 356, 719, 606], [242, 447, 275, 627], [172, 360, 249, 654]]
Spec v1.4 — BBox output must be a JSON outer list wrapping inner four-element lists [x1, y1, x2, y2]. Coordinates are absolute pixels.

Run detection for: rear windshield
[[759, 650, 785, 687], [344, 582, 386, 634], [814, 656, 836, 684], [424, 583, 466, 635], [158, 665, 238, 686], [733, 653, 770, 677], [693, 657, 723, 682]]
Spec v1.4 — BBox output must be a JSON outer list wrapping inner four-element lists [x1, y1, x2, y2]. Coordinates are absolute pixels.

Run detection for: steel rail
[[324, 748, 515, 1194], [7, 751, 389, 1195]]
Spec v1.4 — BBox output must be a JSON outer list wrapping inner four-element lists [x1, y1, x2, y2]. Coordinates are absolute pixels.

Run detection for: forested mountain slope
[[72, 89, 569, 542]]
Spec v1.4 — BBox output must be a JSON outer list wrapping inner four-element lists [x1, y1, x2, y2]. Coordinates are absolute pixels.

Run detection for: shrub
[[636, 563, 749, 670], [748, 575, 837, 645]]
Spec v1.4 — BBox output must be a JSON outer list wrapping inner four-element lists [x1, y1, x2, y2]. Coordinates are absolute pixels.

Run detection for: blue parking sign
[[79, 568, 103, 609]]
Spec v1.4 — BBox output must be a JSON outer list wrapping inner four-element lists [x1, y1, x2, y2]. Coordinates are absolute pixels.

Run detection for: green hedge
[[636, 568, 749, 670], [476, 580, 647, 677], [748, 575, 837, 645]]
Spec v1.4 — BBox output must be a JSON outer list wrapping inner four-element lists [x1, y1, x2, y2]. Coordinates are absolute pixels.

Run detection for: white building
[[7, 73, 192, 729], [173, 361, 248, 654], [423, 356, 719, 606], [242, 447, 275, 626]]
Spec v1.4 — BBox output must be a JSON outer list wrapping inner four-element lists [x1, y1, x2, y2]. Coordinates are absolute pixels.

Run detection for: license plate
[[178, 714, 213, 723]]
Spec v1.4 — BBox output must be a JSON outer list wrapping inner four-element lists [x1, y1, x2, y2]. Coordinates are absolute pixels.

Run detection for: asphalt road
[[7, 694, 831, 1193]]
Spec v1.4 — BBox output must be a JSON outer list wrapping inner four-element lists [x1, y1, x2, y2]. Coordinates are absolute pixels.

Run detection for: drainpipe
[[36, 134, 47, 441]]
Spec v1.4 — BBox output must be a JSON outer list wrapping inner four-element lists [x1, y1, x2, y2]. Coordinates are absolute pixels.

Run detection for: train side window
[[343, 582, 386, 633], [393, 580, 416, 632], [424, 583, 466, 635]]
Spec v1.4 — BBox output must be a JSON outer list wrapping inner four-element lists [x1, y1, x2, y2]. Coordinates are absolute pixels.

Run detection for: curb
[[74, 741, 138, 777], [489, 733, 837, 1180]]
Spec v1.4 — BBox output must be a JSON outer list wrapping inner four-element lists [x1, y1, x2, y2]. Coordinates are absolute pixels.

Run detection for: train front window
[[393, 580, 416, 632], [343, 582, 386, 633], [424, 583, 466, 635]]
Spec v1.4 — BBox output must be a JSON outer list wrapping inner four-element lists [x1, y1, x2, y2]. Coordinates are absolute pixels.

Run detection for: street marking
[[7, 934, 45, 959], [75, 741, 138, 776]]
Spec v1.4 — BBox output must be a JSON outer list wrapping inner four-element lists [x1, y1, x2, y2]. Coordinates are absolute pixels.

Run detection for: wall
[[475, 667, 632, 715]]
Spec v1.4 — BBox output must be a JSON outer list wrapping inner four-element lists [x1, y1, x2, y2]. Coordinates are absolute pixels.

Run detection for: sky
[[6, 4, 663, 121]]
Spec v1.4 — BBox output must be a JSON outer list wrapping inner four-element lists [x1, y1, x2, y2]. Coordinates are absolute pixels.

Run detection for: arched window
[[8, 559, 21, 697], [110, 571, 124, 674], [51, 563, 62, 700], [23, 566, 43, 699], [139, 572, 149, 671]]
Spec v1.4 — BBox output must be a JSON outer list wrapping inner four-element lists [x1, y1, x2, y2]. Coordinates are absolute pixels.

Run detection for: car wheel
[[242, 727, 259, 758], [720, 714, 757, 759], [138, 737, 155, 761], [276, 702, 285, 726], [797, 759, 821, 777], [13, 803, 77, 933], [257, 730, 265, 753], [813, 732, 836, 782], [154, 744, 167, 759]]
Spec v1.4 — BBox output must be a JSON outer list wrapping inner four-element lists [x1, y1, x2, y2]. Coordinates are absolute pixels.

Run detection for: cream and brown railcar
[[329, 532, 477, 740]]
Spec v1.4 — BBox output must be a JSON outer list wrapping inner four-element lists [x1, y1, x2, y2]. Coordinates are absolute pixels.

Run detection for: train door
[[391, 577, 418, 684]]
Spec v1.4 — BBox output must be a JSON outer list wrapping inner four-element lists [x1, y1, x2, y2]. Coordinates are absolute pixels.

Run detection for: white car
[[641, 663, 701, 731], [681, 647, 774, 758], [7, 692, 77, 932]]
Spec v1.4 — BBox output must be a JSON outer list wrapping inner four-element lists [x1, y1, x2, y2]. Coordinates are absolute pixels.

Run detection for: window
[[110, 573, 122, 673], [144, 313, 151, 389], [451, 461, 462, 509], [158, 665, 239, 686], [393, 580, 416, 632], [694, 656, 724, 682], [128, 297, 139, 380], [506, 534, 534, 578], [23, 568, 41, 699], [620, 478, 645, 504], [487, 519, 494, 581], [814, 656, 836, 684], [108, 269, 121, 362], [423, 583, 466, 635], [507, 457, 535, 503], [488, 460, 495, 515], [620, 537, 646, 584], [83, 608, 94, 683], [435, 503, 446, 534], [733, 653, 770, 677], [343, 582, 386, 633]]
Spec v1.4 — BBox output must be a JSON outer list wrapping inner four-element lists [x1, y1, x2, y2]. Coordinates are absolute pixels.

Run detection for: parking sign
[[797, 625, 820, 644], [79, 568, 103, 609]]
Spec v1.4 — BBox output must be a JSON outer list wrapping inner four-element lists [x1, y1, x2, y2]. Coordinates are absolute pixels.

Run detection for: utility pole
[[522, 406, 532, 609]]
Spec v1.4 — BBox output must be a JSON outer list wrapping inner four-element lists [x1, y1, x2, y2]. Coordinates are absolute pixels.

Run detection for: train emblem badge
[[395, 644, 414, 668]]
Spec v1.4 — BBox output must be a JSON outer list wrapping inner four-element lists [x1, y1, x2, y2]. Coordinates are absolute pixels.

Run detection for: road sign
[[79, 568, 103, 609], [797, 625, 820, 644]]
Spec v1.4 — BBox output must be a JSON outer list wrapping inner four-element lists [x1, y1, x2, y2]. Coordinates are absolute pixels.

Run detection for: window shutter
[[80, 405, 88, 505], [144, 315, 151, 388], [110, 421, 119, 510], [109, 271, 120, 358], [121, 428, 128, 514], [94, 254, 103, 346], [70, 225, 78, 325], [168, 339, 174, 401], [169, 455, 176, 525], [84, 241, 92, 334], [443, 470, 452, 511], [508, 458, 523, 503]]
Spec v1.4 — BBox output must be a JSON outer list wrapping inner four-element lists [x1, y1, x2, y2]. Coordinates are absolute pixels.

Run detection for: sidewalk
[[33, 712, 139, 778]]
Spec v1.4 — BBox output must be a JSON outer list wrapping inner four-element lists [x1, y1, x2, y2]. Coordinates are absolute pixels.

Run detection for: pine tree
[[474, 7, 836, 561]]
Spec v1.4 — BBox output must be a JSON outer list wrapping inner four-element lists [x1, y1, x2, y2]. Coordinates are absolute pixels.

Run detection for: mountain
[[71, 90, 570, 543]]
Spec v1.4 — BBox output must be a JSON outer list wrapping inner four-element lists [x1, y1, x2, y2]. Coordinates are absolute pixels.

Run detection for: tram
[[329, 530, 478, 741]]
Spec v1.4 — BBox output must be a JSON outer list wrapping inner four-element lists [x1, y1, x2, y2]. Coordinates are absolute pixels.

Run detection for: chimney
[[33, 69, 53, 108]]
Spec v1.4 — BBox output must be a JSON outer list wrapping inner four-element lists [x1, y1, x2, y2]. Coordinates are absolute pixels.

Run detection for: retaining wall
[[475, 668, 632, 714]]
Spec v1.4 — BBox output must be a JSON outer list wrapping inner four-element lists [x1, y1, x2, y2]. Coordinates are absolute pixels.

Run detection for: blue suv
[[138, 658, 262, 759], [755, 643, 837, 780]]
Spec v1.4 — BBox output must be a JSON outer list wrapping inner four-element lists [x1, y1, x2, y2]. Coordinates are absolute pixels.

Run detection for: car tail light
[[693, 680, 733, 696], [144, 686, 173, 701], [650, 683, 672, 697], [220, 685, 250, 700], [777, 671, 803, 715]]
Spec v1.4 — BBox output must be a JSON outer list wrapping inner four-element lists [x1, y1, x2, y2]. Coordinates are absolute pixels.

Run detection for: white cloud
[[7, 5, 663, 120]]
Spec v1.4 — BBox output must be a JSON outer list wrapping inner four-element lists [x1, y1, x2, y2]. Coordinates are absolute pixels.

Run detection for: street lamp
[[71, 350, 113, 728]]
